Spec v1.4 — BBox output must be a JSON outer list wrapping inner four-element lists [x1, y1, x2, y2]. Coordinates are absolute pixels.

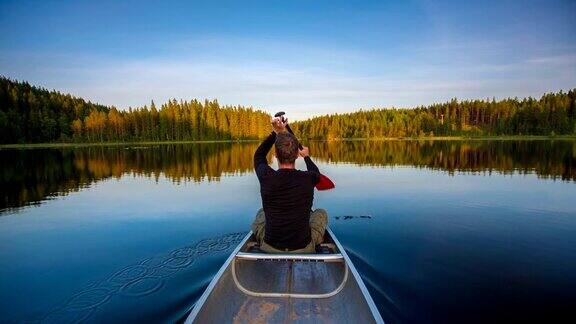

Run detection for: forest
[[0, 76, 575, 144], [293, 90, 576, 139], [0, 77, 271, 144]]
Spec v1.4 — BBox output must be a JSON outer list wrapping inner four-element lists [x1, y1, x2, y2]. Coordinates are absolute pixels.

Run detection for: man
[[251, 117, 328, 253]]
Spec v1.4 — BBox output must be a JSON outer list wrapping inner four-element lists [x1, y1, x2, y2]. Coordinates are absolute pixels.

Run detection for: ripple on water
[[119, 277, 164, 297], [33, 232, 247, 323]]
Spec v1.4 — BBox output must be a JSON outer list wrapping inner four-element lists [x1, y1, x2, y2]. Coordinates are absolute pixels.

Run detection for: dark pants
[[251, 208, 328, 253]]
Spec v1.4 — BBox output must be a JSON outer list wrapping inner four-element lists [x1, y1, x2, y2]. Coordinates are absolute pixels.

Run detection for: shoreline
[[1, 135, 575, 149], [0, 139, 261, 149], [313, 135, 576, 141]]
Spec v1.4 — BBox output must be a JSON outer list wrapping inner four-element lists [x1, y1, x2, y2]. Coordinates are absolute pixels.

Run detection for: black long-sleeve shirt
[[254, 132, 320, 250]]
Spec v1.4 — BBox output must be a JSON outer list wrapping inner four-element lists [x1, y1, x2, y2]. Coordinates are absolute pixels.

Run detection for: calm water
[[1, 140, 575, 323]]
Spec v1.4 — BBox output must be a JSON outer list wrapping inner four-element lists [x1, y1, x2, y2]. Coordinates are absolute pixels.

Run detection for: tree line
[[0, 77, 271, 144], [1, 76, 575, 144], [292, 90, 576, 139]]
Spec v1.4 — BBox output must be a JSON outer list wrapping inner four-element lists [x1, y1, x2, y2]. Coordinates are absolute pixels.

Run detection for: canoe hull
[[185, 229, 383, 324]]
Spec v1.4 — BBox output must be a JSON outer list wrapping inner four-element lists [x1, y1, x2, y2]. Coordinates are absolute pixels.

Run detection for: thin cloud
[[1, 36, 574, 120], [525, 54, 576, 65]]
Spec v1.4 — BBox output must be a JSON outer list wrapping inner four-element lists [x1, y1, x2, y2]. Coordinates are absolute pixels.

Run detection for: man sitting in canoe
[[251, 117, 327, 253]]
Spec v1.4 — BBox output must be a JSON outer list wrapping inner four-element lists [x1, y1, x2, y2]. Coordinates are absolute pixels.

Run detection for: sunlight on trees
[[0, 77, 574, 144]]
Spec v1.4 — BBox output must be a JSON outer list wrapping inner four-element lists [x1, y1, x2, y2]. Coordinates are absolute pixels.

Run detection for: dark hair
[[275, 132, 299, 164]]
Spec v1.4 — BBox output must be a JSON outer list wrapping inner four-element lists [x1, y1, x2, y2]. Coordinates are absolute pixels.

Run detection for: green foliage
[[292, 90, 576, 139], [1, 76, 575, 143], [0, 77, 271, 144], [0, 77, 109, 143]]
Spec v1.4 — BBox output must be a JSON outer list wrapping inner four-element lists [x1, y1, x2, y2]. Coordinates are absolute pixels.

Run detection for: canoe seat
[[245, 241, 337, 254]]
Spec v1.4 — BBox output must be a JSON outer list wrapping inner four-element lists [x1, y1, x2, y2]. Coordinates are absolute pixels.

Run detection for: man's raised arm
[[299, 146, 321, 184], [304, 156, 320, 174], [254, 131, 276, 172]]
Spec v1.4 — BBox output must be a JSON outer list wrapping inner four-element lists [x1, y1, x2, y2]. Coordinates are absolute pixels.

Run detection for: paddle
[[274, 111, 335, 191]]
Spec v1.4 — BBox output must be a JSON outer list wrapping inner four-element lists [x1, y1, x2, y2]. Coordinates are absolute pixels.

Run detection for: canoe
[[185, 228, 384, 323]]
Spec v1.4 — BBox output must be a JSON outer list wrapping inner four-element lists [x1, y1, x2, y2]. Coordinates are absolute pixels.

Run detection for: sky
[[1, 0, 575, 120]]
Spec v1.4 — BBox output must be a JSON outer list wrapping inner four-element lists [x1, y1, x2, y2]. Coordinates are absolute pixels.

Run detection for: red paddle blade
[[316, 174, 335, 191]]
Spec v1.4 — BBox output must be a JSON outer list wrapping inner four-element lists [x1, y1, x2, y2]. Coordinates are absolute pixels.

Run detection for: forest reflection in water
[[1, 140, 574, 212]]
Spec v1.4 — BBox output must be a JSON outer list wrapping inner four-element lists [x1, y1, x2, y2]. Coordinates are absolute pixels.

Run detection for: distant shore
[[0, 139, 260, 149], [321, 135, 576, 141], [2, 135, 575, 149]]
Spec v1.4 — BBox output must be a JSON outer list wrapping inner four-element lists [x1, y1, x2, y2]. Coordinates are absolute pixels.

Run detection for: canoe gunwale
[[327, 228, 385, 324], [184, 231, 252, 324]]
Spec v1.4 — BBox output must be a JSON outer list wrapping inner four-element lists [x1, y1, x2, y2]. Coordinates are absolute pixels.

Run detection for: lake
[[0, 140, 575, 323]]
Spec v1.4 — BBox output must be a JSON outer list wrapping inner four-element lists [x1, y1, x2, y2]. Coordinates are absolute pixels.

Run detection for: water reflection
[[1, 140, 574, 211], [0, 143, 261, 212], [309, 140, 576, 181]]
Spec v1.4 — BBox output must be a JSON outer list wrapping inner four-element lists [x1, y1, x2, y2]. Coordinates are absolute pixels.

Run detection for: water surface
[[0, 140, 575, 323]]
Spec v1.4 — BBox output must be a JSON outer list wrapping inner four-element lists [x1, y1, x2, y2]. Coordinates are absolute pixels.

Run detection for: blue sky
[[1, 0, 575, 119]]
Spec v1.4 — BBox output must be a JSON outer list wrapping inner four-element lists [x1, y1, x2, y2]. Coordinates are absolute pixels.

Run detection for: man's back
[[254, 131, 320, 250], [259, 168, 317, 249]]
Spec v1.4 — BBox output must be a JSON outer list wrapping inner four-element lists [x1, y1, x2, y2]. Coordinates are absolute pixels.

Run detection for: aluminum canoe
[[185, 228, 384, 323]]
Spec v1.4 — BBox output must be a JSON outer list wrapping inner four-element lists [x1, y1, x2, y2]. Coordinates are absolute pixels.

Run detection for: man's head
[[275, 132, 299, 166]]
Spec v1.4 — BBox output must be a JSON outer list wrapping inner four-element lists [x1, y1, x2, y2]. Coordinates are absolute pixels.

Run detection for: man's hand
[[299, 146, 309, 158], [271, 117, 287, 134]]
